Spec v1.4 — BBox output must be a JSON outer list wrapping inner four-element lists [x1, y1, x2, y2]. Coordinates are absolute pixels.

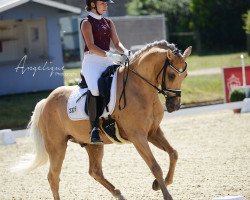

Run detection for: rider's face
[[96, 1, 108, 15]]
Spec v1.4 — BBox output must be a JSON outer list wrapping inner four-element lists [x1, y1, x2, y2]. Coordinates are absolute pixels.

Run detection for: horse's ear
[[166, 50, 174, 61], [183, 46, 192, 59]]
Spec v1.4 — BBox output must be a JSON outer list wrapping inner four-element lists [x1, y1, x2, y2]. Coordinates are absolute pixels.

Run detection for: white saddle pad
[[67, 71, 117, 121]]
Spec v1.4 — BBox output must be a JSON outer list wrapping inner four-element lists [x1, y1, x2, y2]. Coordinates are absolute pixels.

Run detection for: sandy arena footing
[[0, 110, 249, 200]]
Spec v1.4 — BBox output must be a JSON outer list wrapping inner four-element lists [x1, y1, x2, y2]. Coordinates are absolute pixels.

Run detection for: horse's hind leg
[[148, 127, 178, 190], [44, 132, 67, 200], [85, 145, 125, 200]]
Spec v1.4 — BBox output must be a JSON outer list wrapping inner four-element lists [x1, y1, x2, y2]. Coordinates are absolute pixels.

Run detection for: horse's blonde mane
[[131, 40, 177, 62]]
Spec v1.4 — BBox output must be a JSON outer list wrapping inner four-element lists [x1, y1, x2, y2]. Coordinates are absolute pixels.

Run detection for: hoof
[[113, 189, 126, 200], [164, 190, 173, 200], [152, 179, 160, 191], [117, 195, 126, 200]]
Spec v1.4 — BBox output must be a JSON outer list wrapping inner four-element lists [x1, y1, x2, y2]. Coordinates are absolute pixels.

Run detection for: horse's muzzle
[[165, 97, 181, 113]]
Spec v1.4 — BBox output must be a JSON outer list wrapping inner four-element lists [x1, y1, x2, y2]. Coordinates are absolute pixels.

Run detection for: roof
[[0, 0, 81, 14]]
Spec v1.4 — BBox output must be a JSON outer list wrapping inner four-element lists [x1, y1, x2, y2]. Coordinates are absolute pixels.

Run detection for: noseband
[[129, 59, 187, 99]]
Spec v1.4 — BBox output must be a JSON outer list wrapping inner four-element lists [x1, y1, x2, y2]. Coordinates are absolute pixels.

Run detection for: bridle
[[118, 53, 187, 110], [130, 59, 187, 98]]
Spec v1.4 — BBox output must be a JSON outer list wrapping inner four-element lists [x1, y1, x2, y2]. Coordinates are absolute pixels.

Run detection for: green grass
[[187, 52, 250, 71], [64, 68, 81, 85], [181, 74, 223, 104], [158, 74, 223, 105], [0, 91, 50, 129]]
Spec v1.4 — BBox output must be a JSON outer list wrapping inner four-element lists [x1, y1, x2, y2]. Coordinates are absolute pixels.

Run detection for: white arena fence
[[164, 101, 246, 118]]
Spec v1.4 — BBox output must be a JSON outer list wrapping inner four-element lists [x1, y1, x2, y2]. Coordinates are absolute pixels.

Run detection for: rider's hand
[[106, 52, 125, 64], [123, 49, 133, 58]]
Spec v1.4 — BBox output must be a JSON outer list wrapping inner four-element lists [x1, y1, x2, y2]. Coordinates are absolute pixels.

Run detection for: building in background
[[110, 15, 166, 52], [0, 0, 81, 96]]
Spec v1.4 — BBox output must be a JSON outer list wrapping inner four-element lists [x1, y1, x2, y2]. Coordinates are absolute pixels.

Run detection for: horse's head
[[155, 46, 192, 113], [129, 41, 192, 113]]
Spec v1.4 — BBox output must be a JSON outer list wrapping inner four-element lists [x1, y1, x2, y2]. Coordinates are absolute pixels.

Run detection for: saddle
[[79, 65, 124, 143]]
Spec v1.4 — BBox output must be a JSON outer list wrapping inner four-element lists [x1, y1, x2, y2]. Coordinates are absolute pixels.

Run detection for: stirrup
[[90, 127, 103, 145]]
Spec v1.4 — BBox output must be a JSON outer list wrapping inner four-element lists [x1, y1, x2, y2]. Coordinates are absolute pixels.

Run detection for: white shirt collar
[[89, 12, 102, 20]]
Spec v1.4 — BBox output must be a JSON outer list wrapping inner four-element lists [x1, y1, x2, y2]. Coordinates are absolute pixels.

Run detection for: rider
[[81, 0, 131, 144]]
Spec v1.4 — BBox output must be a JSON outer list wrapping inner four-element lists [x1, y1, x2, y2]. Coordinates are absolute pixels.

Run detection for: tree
[[190, 0, 250, 52], [243, 10, 250, 55], [243, 10, 250, 34], [127, 0, 250, 53]]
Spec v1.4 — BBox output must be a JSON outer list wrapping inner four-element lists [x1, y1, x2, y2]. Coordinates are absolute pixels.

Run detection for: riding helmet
[[86, 0, 114, 6]]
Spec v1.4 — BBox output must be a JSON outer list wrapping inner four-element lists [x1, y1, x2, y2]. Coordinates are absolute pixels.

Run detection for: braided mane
[[131, 40, 181, 62]]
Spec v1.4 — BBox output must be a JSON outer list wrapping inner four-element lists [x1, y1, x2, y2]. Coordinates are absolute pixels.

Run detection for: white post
[[240, 54, 246, 86], [240, 54, 247, 97], [213, 196, 244, 200], [0, 129, 16, 145]]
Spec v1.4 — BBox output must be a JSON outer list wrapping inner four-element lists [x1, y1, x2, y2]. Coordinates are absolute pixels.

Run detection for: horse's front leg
[[148, 127, 178, 190], [131, 134, 173, 200]]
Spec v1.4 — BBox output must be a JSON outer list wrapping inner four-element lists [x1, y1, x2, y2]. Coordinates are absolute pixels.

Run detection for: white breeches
[[81, 53, 114, 96]]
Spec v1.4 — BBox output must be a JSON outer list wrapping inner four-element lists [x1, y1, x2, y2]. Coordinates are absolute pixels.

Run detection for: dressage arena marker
[[0, 129, 16, 145], [212, 195, 244, 200]]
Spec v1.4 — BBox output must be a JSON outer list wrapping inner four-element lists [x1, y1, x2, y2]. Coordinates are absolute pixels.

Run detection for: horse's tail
[[12, 99, 48, 173]]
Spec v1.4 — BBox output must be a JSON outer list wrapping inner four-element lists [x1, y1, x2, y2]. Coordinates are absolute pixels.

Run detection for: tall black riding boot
[[88, 94, 103, 144]]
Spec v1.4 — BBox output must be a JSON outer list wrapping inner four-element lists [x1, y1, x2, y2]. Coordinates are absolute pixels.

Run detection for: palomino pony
[[20, 40, 191, 200]]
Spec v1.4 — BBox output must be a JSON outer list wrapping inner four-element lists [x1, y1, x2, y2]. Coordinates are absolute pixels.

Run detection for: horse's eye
[[168, 73, 175, 81]]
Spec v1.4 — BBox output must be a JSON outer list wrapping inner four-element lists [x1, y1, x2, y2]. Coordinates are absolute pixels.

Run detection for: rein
[[118, 55, 187, 110]]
